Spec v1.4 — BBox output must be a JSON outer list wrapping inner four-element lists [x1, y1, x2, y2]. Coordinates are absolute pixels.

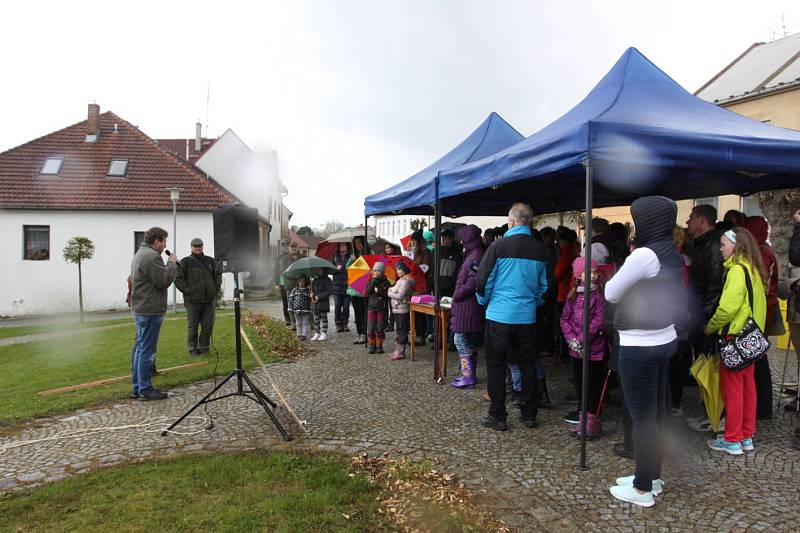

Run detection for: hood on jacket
[[743, 216, 769, 245], [458, 224, 482, 251], [631, 196, 676, 246]]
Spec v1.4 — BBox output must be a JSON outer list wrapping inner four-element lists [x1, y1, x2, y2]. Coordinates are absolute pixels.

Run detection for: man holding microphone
[[130, 227, 178, 400]]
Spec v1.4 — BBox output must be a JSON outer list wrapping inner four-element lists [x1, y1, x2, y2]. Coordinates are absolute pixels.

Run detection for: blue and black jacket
[[476, 225, 548, 324]]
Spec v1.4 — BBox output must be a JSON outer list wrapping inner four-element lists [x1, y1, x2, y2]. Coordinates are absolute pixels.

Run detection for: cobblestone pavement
[[2, 301, 800, 532]]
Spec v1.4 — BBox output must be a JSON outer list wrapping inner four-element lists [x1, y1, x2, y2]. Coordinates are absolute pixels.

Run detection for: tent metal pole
[[579, 159, 593, 471], [364, 215, 369, 352], [433, 176, 443, 382]]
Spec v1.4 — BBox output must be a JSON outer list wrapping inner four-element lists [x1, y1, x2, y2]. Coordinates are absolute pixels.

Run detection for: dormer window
[[40, 157, 64, 175], [107, 159, 128, 177]]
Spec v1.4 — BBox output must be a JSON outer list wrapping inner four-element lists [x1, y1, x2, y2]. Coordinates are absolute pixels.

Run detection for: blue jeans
[[618, 340, 677, 492], [132, 314, 164, 394], [333, 293, 350, 325]]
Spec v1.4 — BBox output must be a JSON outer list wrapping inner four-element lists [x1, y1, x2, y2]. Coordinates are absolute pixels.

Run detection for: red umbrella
[[387, 256, 427, 294], [314, 240, 338, 262]]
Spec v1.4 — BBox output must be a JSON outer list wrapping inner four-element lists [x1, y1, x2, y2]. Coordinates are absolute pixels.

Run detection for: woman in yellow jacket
[[705, 227, 768, 455]]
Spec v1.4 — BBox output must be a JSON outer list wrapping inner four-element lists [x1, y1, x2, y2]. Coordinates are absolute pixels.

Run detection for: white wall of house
[[196, 130, 285, 270], [0, 209, 237, 317]]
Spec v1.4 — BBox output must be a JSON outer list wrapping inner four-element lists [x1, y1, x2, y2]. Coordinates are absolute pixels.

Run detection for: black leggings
[[571, 358, 606, 414]]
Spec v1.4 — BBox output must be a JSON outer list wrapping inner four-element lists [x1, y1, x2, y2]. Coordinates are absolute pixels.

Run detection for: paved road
[[1, 302, 799, 531]]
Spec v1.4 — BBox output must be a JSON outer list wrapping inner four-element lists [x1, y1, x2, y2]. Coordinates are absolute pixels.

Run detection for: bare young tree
[[320, 220, 345, 239], [63, 236, 95, 323]]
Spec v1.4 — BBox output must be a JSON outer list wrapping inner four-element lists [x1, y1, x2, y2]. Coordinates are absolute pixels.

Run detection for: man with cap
[[175, 237, 222, 356], [274, 239, 302, 328]]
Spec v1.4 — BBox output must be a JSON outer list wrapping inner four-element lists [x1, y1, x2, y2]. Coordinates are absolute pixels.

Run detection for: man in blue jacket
[[476, 203, 548, 431]]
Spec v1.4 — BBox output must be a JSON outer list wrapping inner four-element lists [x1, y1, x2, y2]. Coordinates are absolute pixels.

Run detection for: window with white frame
[[741, 196, 764, 218], [23, 225, 50, 260]]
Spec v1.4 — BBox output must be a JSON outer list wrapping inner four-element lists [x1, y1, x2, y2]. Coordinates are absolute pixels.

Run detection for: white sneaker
[[610, 484, 655, 508], [318, 332, 328, 341], [615, 475, 664, 496], [310, 332, 320, 341]]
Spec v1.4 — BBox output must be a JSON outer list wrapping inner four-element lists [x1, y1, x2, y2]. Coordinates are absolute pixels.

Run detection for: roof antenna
[[205, 81, 211, 138]]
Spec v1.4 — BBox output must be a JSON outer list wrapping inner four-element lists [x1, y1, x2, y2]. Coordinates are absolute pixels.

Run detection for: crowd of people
[[268, 201, 800, 508]]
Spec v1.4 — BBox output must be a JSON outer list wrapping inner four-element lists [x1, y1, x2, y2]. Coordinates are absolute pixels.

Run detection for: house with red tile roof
[[157, 126, 289, 273], [0, 104, 249, 316]]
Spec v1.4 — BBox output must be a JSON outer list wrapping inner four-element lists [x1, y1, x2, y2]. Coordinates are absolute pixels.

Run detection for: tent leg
[[364, 215, 369, 352], [433, 182, 443, 382], [579, 160, 593, 471]]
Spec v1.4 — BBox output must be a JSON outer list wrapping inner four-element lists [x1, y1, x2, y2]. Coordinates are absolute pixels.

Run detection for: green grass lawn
[[0, 312, 292, 426], [0, 317, 136, 339], [0, 451, 388, 533]]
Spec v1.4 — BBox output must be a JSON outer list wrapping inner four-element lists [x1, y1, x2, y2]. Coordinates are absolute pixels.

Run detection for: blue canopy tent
[[438, 47, 800, 216], [366, 47, 800, 468], [364, 112, 524, 216], [362, 112, 524, 378], [433, 47, 800, 469]]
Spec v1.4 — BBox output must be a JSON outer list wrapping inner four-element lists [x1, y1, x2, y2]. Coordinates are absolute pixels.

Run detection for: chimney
[[85, 103, 100, 142], [195, 121, 202, 153]]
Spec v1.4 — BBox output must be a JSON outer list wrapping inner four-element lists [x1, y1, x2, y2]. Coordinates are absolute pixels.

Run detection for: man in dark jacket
[[438, 228, 463, 298], [686, 204, 724, 353], [476, 203, 548, 431], [130, 227, 178, 400], [274, 241, 302, 329], [175, 238, 222, 356]]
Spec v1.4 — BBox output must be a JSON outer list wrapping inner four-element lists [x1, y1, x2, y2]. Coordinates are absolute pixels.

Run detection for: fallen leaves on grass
[[351, 452, 510, 533], [243, 313, 306, 359]]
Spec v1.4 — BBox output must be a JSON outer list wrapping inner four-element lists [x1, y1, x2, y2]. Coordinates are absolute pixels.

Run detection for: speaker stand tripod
[[161, 273, 290, 440]]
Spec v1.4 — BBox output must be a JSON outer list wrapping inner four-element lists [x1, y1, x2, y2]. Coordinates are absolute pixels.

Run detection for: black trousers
[[668, 339, 692, 409], [571, 358, 605, 413], [394, 312, 410, 346], [618, 340, 677, 493], [280, 286, 289, 321], [351, 296, 366, 335], [185, 302, 215, 352], [485, 319, 540, 422], [754, 355, 773, 419]]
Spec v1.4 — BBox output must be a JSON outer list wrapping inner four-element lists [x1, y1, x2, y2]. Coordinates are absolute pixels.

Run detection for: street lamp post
[[167, 187, 180, 313]]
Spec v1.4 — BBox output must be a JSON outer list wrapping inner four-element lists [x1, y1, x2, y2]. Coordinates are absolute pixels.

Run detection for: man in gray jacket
[[130, 227, 178, 400]]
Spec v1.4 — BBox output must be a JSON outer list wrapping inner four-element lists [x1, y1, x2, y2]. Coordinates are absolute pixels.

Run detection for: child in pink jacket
[[560, 256, 607, 438]]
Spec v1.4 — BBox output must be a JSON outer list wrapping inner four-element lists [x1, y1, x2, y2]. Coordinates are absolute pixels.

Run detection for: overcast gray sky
[[2, 1, 799, 227]]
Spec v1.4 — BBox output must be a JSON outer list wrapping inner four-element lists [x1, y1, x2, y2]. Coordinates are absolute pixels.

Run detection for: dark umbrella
[[283, 256, 337, 279]]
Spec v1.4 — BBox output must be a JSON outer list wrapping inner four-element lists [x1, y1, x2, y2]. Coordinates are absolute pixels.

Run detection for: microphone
[[164, 250, 171, 256]]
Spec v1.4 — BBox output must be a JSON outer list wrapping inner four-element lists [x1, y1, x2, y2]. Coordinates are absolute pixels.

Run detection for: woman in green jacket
[[704, 227, 767, 455]]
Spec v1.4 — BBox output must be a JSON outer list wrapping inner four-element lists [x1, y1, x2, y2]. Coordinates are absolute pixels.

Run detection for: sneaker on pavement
[[615, 475, 664, 496], [520, 416, 538, 428], [139, 387, 168, 401], [609, 484, 655, 508], [741, 438, 754, 451], [707, 437, 743, 455], [310, 332, 320, 341], [318, 332, 328, 341], [480, 415, 508, 432], [563, 410, 580, 424]]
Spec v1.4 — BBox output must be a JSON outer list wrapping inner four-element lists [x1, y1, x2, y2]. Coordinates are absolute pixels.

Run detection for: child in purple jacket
[[560, 256, 607, 438], [450, 225, 485, 389]]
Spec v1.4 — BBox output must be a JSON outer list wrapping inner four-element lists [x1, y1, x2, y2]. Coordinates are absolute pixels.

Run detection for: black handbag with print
[[717, 266, 770, 371]]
